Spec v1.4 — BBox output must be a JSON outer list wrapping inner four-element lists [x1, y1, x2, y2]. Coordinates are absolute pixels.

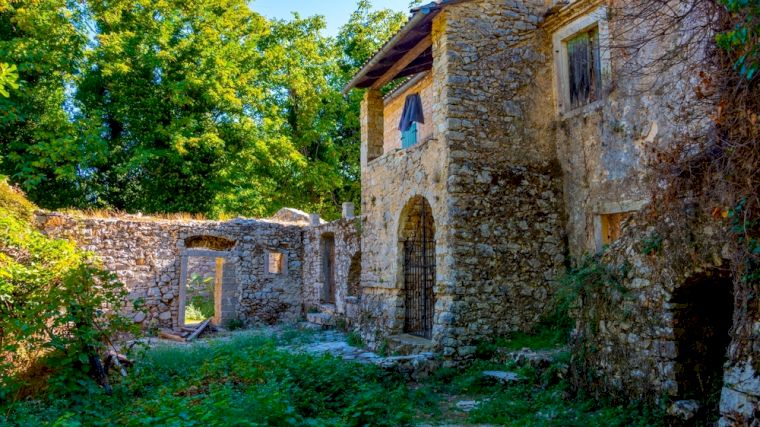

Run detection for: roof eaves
[[343, 0, 473, 95]]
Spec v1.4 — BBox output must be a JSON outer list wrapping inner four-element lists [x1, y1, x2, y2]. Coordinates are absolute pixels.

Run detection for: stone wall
[[303, 218, 361, 321], [438, 0, 566, 357], [36, 213, 305, 329], [543, 0, 714, 256], [573, 211, 759, 425], [383, 72, 435, 153]]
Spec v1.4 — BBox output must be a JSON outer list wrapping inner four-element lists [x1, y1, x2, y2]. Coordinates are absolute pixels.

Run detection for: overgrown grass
[[2, 327, 667, 426], [1, 330, 428, 426]]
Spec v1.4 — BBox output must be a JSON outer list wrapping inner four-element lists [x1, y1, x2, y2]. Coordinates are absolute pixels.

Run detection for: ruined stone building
[[38, 0, 758, 424], [340, 0, 758, 423]]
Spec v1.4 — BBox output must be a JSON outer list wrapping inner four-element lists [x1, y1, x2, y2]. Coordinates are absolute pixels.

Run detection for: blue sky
[[249, 1, 414, 36]]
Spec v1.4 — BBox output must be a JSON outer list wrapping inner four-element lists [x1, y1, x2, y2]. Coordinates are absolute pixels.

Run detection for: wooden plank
[[371, 36, 432, 90], [186, 318, 211, 342], [159, 330, 186, 343]]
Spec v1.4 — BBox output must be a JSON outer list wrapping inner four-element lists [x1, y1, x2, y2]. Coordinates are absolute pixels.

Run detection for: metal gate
[[403, 200, 435, 339]]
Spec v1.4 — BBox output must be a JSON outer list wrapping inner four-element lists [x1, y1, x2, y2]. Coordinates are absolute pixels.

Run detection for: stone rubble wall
[[303, 218, 361, 321], [36, 213, 305, 328], [575, 212, 759, 425], [438, 0, 567, 358]]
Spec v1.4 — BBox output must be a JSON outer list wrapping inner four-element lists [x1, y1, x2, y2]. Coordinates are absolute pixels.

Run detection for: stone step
[[386, 333, 433, 356], [306, 312, 335, 326]]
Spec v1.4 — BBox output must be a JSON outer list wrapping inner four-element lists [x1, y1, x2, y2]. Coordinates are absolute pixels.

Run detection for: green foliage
[[0, 177, 36, 221], [2, 331, 419, 426], [641, 232, 664, 255], [0, 183, 133, 400], [346, 331, 364, 348], [225, 318, 246, 331], [0, 0, 409, 219], [0, 62, 18, 97], [717, 0, 760, 80]]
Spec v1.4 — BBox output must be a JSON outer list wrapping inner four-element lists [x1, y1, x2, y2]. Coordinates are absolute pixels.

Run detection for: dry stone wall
[[36, 213, 305, 328]]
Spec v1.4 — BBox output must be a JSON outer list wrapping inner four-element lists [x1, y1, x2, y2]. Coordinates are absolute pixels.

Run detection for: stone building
[[344, 0, 757, 423], [35, 0, 757, 422]]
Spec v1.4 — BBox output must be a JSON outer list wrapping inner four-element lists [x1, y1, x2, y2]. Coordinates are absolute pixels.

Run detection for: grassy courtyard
[[1, 327, 665, 426]]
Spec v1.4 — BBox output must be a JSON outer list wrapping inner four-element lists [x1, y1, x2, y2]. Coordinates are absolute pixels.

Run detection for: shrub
[[0, 181, 133, 400]]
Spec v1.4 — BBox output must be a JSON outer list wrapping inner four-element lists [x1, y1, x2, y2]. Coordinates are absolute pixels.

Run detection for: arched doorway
[[399, 196, 435, 339], [671, 270, 733, 411]]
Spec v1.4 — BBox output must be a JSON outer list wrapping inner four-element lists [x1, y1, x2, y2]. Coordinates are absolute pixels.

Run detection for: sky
[[249, 0, 414, 36]]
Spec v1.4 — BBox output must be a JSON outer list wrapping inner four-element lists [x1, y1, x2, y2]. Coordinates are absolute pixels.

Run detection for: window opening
[[268, 251, 285, 274], [567, 27, 602, 109]]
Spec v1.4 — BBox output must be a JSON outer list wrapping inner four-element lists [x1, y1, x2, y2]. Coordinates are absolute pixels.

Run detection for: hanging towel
[[399, 93, 425, 132]]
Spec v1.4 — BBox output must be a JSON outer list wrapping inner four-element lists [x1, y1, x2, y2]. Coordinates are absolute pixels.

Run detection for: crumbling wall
[[572, 211, 759, 424], [36, 213, 305, 328], [303, 218, 361, 321], [543, 1, 713, 256]]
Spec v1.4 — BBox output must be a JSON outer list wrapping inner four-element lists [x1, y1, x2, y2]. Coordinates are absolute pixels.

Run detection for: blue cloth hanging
[[399, 93, 425, 132]]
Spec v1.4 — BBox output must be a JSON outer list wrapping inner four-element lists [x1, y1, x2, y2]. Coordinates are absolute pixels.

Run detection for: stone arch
[[670, 269, 734, 410], [398, 196, 435, 339], [185, 235, 236, 251], [347, 251, 362, 297]]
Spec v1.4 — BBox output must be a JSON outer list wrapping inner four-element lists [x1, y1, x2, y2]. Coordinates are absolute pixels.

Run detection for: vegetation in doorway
[[185, 273, 215, 324]]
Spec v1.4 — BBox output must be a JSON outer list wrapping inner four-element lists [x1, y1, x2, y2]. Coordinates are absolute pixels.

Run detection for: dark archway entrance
[[671, 270, 733, 411], [400, 196, 435, 339], [321, 233, 336, 304]]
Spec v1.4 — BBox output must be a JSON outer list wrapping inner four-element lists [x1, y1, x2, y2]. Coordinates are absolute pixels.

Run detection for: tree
[[0, 0, 90, 208], [1, 0, 411, 218]]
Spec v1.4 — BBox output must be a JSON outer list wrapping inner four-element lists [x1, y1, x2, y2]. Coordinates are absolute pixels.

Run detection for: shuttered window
[[567, 27, 602, 109], [399, 93, 424, 149]]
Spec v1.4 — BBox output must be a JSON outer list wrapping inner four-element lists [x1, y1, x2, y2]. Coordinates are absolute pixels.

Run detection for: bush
[[0, 181, 134, 400]]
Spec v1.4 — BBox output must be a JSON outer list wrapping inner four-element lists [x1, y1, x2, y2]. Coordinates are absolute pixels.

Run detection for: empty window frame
[[599, 212, 630, 246], [267, 251, 285, 274], [566, 26, 602, 109]]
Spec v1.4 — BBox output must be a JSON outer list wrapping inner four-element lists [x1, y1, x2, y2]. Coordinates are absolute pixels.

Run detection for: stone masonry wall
[[574, 211, 759, 425], [36, 213, 305, 329], [544, 0, 714, 256], [303, 218, 361, 321], [438, 0, 566, 358]]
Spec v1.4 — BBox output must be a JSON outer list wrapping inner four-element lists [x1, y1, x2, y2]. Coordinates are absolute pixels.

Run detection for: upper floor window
[[552, 6, 610, 114], [399, 93, 424, 149], [567, 27, 602, 109]]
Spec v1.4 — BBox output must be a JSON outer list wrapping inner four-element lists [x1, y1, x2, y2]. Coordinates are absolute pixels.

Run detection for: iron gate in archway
[[403, 199, 435, 339]]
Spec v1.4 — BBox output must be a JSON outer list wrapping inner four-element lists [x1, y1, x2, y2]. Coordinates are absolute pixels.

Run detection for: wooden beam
[[371, 35, 432, 90], [186, 318, 211, 342]]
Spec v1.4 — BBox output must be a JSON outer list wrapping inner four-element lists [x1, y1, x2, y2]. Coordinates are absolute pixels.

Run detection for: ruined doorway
[[671, 271, 733, 410], [400, 196, 435, 339], [179, 236, 236, 328], [321, 234, 336, 304]]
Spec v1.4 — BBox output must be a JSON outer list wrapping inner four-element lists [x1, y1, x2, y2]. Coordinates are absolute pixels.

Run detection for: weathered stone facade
[[349, 0, 757, 422], [36, 212, 305, 328], [303, 218, 362, 323], [356, 0, 566, 356]]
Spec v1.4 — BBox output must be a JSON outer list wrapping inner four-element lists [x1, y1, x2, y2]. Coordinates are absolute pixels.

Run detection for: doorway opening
[[671, 270, 734, 412], [399, 196, 435, 339], [321, 233, 336, 304]]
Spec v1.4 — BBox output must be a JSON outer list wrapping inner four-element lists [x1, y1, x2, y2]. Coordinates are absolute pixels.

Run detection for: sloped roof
[[343, 0, 471, 94]]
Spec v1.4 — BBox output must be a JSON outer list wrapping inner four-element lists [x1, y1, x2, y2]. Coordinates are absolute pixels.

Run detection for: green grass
[[2, 330, 428, 426], [1, 328, 666, 426]]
